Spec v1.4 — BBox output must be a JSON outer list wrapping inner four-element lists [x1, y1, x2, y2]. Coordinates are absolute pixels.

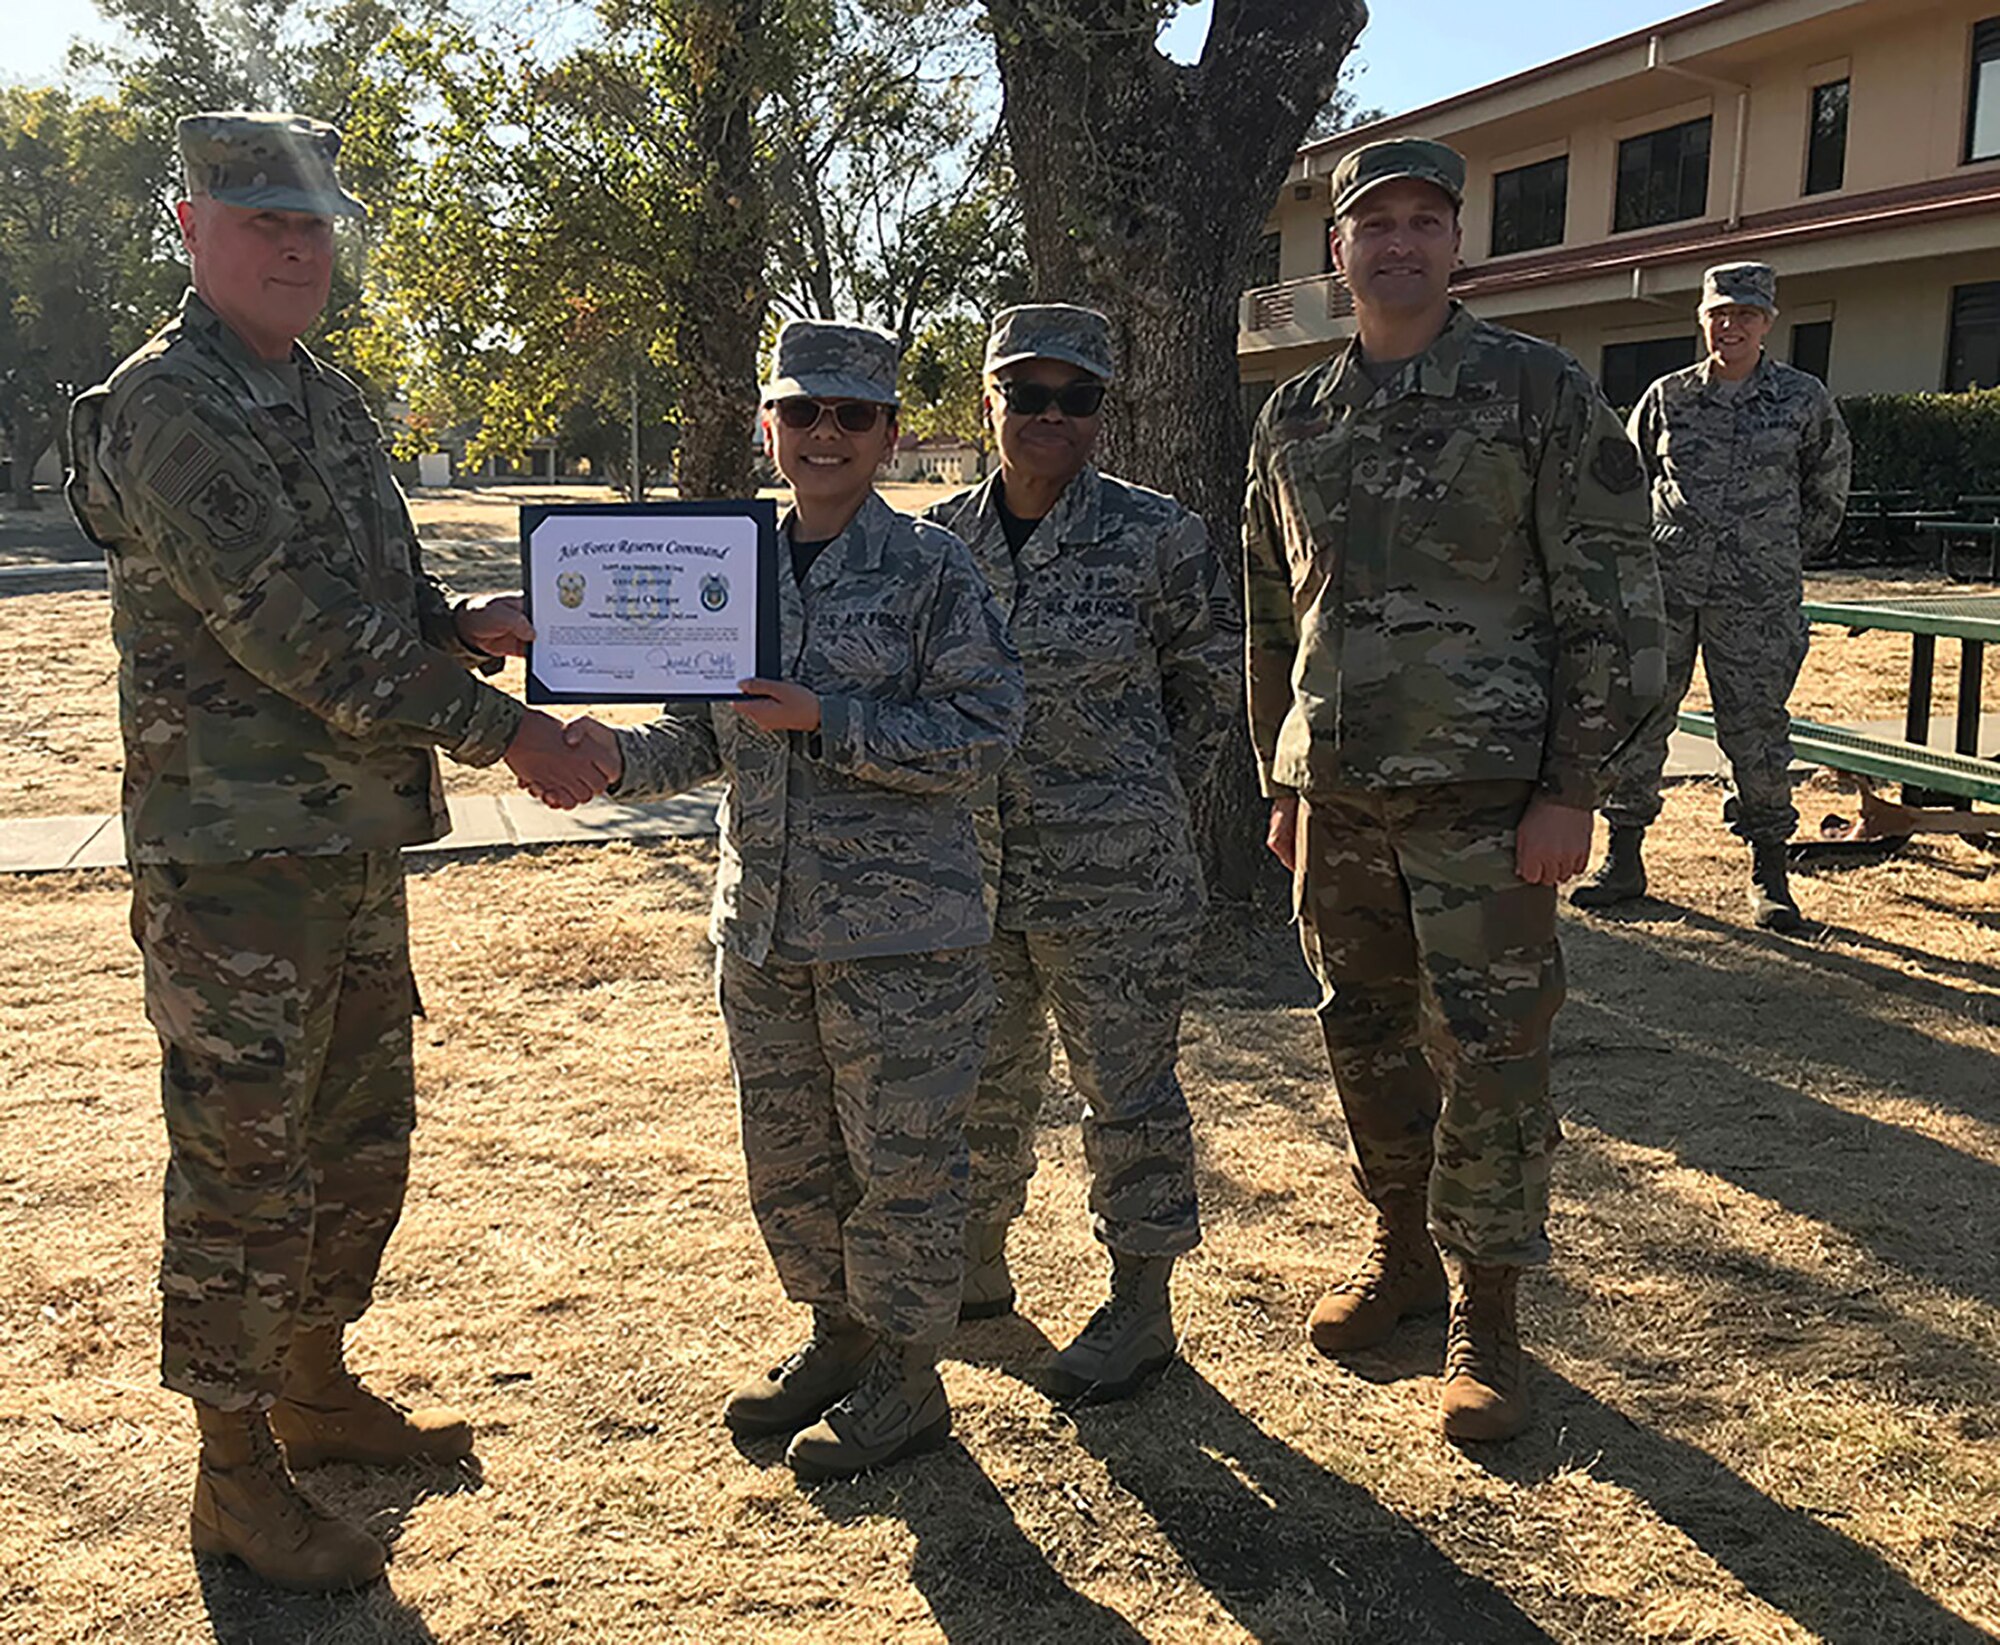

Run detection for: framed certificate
[[520, 500, 780, 704]]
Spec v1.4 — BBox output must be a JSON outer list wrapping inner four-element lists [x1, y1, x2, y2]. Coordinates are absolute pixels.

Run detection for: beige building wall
[[1240, 0, 2000, 402]]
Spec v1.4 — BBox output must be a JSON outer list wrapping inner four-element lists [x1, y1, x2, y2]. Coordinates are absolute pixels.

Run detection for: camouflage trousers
[[1602, 598, 1810, 843], [717, 945, 992, 1347], [134, 851, 417, 1411], [969, 925, 1201, 1257], [1296, 782, 1564, 1267]]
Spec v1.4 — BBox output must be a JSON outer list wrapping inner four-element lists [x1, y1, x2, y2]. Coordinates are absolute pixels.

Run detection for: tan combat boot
[[1308, 1194, 1447, 1356], [959, 1221, 1016, 1321], [270, 1324, 473, 1469], [785, 1341, 951, 1481], [1748, 840, 1808, 934], [1042, 1251, 1177, 1404], [723, 1308, 877, 1438], [1568, 824, 1647, 909], [1439, 1258, 1529, 1442], [189, 1403, 386, 1590]]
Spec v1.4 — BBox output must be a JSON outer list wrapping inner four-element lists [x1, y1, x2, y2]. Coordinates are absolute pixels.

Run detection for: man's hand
[[561, 716, 623, 787], [734, 678, 821, 733], [456, 593, 534, 659], [1516, 796, 1593, 885], [504, 708, 617, 809], [1266, 793, 1301, 873]]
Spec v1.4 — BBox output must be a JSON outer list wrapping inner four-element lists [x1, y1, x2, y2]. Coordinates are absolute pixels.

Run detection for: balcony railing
[[1240, 272, 1356, 340]]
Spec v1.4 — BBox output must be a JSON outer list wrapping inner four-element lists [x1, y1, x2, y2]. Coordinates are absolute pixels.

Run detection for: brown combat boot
[[723, 1308, 877, 1438], [1568, 824, 1647, 909], [959, 1221, 1017, 1321], [189, 1403, 386, 1591], [270, 1324, 473, 1469], [1307, 1195, 1447, 1356], [1439, 1258, 1529, 1442], [1748, 840, 1808, 934], [785, 1341, 952, 1481]]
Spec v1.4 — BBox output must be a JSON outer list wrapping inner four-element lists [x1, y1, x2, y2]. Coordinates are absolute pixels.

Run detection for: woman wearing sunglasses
[[560, 319, 1024, 1479], [925, 305, 1240, 1404]]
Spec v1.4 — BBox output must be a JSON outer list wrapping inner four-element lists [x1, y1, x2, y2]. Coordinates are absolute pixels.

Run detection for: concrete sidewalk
[[0, 788, 722, 874]]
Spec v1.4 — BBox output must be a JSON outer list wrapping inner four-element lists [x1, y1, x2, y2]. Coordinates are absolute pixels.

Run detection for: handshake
[[504, 711, 621, 810]]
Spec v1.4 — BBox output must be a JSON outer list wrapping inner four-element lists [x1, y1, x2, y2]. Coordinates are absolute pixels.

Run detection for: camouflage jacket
[[1243, 304, 1665, 809], [925, 466, 1240, 931], [1629, 354, 1852, 607], [66, 291, 522, 864], [612, 491, 1024, 965]]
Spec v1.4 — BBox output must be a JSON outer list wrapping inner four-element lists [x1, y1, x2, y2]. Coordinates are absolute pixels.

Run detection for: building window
[[1805, 80, 1849, 195], [1601, 335, 1700, 410], [1323, 215, 1338, 274], [1249, 230, 1280, 289], [1614, 117, 1712, 232], [1491, 155, 1569, 256], [1791, 320, 1833, 383], [1969, 19, 2000, 162], [1947, 281, 2000, 389]]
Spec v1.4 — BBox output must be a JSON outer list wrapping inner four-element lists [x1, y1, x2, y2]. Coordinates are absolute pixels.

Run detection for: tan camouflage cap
[[1699, 262, 1779, 314], [761, 319, 901, 405], [177, 111, 365, 218], [983, 304, 1116, 383], [1331, 137, 1466, 217]]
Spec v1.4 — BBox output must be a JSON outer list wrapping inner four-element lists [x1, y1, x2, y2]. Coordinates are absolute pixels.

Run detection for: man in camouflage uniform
[[925, 305, 1239, 1403], [1243, 139, 1663, 1441], [65, 113, 615, 1588], [1572, 262, 1852, 932], [565, 320, 1025, 1479]]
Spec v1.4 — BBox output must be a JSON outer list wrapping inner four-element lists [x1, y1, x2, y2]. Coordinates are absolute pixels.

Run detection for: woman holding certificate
[[554, 320, 1024, 1481]]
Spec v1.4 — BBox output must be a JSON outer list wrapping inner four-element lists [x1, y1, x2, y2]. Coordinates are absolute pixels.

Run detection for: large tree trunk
[[986, 0, 1366, 905], [3, 402, 53, 510], [673, 1, 771, 500]]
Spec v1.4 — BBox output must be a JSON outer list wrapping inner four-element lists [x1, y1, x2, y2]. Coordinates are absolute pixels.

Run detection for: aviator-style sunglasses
[[772, 397, 888, 434], [995, 379, 1106, 418]]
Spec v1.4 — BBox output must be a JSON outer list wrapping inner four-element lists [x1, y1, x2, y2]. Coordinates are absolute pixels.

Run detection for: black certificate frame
[[519, 498, 781, 705]]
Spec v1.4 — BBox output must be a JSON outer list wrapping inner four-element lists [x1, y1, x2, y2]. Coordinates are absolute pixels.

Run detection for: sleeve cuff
[[1537, 768, 1600, 810], [450, 684, 526, 768]]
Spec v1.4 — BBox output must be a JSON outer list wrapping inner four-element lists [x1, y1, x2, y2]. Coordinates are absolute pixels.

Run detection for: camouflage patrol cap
[[1699, 262, 1779, 314], [177, 111, 364, 218], [761, 319, 901, 406], [983, 304, 1116, 383], [1331, 137, 1466, 217]]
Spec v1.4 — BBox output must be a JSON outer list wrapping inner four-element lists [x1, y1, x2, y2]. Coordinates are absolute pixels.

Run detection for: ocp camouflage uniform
[[925, 464, 1239, 1256], [611, 490, 1024, 1346], [1243, 302, 1664, 1264], [1605, 354, 1852, 843], [67, 291, 524, 1409]]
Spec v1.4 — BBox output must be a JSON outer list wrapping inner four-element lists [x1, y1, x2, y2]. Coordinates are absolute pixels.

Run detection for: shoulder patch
[[1590, 435, 1643, 495], [187, 465, 272, 551]]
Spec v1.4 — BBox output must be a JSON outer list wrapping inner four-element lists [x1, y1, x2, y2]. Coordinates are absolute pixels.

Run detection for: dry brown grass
[[1, 784, 1996, 1643], [3, 524, 1998, 1641]]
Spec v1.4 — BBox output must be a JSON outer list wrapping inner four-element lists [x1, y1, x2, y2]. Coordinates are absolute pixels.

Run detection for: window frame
[[1613, 116, 1713, 234], [1804, 78, 1849, 196], [1490, 153, 1570, 258], [1967, 18, 2000, 164]]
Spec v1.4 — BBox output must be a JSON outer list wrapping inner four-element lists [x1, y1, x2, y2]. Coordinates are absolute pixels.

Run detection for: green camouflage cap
[[1331, 137, 1466, 217], [761, 319, 901, 405], [1700, 261, 1779, 314], [177, 111, 365, 218], [983, 304, 1116, 383]]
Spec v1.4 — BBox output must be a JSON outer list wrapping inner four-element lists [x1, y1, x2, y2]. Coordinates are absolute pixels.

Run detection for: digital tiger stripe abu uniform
[[570, 321, 1025, 1480], [1243, 138, 1664, 1441], [1572, 261, 1852, 932], [65, 111, 616, 1591], [926, 303, 1240, 1403]]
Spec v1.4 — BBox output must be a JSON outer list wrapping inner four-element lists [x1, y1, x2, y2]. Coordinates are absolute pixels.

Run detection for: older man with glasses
[[926, 304, 1240, 1403]]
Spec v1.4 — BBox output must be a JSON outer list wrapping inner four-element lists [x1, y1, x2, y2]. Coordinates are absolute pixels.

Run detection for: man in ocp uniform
[[67, 112, 613, 1588], [926, 305, 1239, 1402], [1244, 139, 1663, 1441], [1572, 261, 1851, 931]]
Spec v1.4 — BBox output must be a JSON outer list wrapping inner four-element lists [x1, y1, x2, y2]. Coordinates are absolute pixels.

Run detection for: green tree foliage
[[0, 87, 174, 507], [901, 312, 993, 453]]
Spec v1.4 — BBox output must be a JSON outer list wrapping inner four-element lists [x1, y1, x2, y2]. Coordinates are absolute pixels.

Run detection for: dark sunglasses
[[772, 397, 887, 433], [995, 379, 1106, 418]]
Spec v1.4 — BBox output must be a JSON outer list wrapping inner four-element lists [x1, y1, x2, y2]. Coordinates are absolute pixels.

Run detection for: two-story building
[[1239, 0, 2000, 410]]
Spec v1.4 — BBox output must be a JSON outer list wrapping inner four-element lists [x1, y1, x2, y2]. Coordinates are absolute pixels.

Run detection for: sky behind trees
[[20, 1, 1725, 118]]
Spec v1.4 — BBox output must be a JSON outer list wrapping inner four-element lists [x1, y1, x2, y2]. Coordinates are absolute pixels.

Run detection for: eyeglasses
[[995, 379, 1106, 418], [772, 397, 888, 433]]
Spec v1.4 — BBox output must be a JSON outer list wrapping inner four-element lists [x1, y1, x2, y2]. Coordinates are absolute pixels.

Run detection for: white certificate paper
[[520, 501, 779, 703]]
